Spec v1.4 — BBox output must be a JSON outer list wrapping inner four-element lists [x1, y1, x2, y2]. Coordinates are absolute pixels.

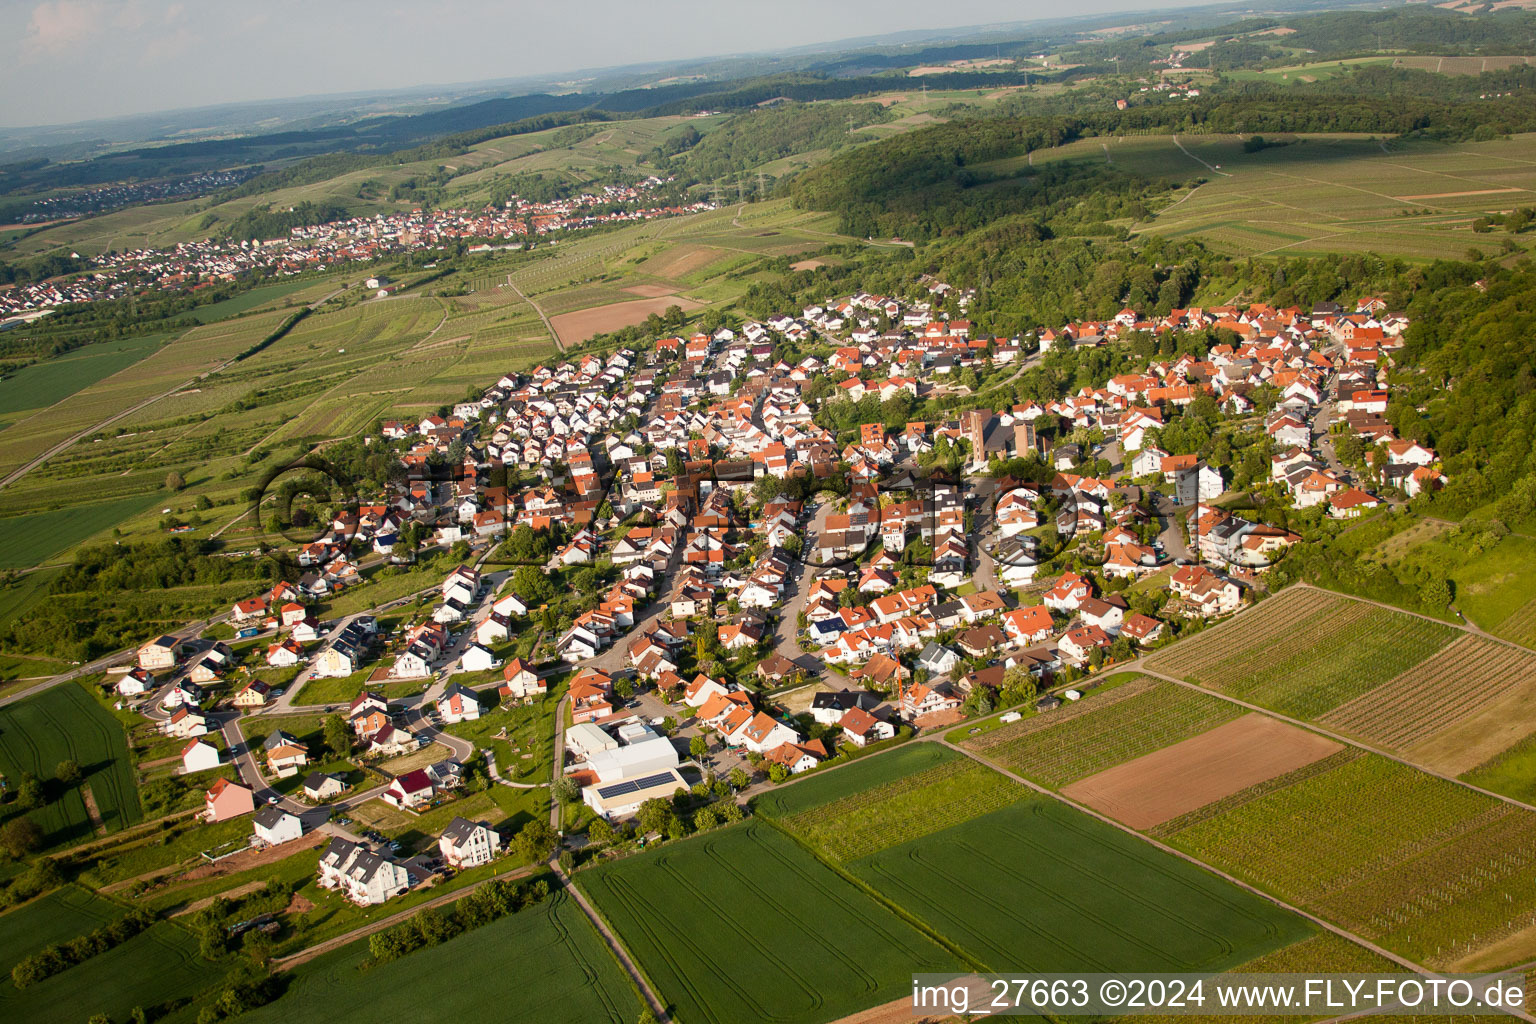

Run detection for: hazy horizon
[[2, 0, 1215, 129]]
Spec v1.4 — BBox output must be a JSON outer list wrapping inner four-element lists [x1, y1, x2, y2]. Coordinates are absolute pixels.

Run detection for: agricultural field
[[1013, 132, 1536, 261], [758, 734, 1316, 977], [850, 798, 1314, 972], [0, 682, 141, 845], [1163, 751, 1536, 968], [1320, 635, 1536, 759], [580, 820, 959, 1024], [0, 884, 125, 967], [962, 677, 1240, 787], [0, 916, 208, 1024], [548, 294, 704, 346], [242, 890, 641, 1024], [1144, 586, 1458, 719], [0, 491, 168, 568], [769, 747, 1024, 861], [0, 331, 171, 425], [1061, 714, 1343, 830]]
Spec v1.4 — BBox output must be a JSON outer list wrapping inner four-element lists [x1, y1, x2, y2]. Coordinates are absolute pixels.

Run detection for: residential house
[[840, 707, 896, 747], [252, 805, 303, 846], [204, 778, 255, 822], [383, 769, 435, 809], [181, 739, 221, 774], [303, 771, 347, 802], [317, 838, 412, 905], [438, 816, 502, 869]]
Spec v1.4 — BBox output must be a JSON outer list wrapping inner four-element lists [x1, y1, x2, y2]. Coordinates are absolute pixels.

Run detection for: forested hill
[[789, 80, 1536, 241]]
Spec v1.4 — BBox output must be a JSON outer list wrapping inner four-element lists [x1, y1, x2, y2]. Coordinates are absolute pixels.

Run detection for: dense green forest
[[649, 102, 891, 184]]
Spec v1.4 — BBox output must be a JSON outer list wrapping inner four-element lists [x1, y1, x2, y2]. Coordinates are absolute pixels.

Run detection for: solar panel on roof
[[594, 771, 677, 801]]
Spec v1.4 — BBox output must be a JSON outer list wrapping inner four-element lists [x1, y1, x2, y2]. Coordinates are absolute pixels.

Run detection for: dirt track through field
[[1061, 713, 1343, 830]]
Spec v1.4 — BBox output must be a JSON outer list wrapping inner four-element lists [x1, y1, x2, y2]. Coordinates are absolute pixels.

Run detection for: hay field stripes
[[1320, 635, 1536, 749]]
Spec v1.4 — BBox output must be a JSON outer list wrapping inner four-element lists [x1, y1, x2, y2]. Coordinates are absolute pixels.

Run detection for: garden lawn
[[580, 821, 960, 1024], [242, 890, 639, 1024], [292, 667, 377, 706], [0, 682, 141, 845], [850, 799, 1313, 971]]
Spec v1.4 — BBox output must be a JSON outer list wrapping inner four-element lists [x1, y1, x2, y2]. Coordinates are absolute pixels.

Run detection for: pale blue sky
[[1, 0, 1209, 127]]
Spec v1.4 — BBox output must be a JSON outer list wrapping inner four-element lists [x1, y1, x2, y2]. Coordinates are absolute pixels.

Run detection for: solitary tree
[[165, 470, 186, 491], [689, 735, 709, 762], [0, 816, 42, 859], [322, 714, 350, 759], [54, 760, 81, 786], [553, 776, 580, 805]]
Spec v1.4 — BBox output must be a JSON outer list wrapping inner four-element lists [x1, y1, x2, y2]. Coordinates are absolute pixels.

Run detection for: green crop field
[[0, 917, 207, 1024], [1164, 752, 1536, 968], [754, 740, 960, 818], [580, 820, 959, 1024], [770, 748, 1025, 861], [1145, 586, 1458, 719], [0, 884, 124, 967], [0, 491, 168, 568], [0, 682, 141, 844], [0, 332, 170, 422], [961, 678, 1240, 787], [243, 890, 640, 1024], [851, 799, 1313, 972]]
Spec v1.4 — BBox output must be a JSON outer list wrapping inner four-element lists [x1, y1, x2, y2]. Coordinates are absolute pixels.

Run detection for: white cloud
[[23, 0, 105, 56]]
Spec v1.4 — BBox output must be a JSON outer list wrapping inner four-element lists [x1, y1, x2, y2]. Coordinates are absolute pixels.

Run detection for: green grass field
[[0, 884, 124, 967], [769, 746, 1024, 861], [962, 678, 1240, 787], [0, 491, 168, 569], [1145, 586, 1458, 719], [243, 890, 640, 1024], [851, 799, 1313, 971], [0, 332, 169, 421], [0, 917, 208, 1024], [188, 279, 326, 323], [580, 820, 960, 1024], [0, 682, 141, 844]]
